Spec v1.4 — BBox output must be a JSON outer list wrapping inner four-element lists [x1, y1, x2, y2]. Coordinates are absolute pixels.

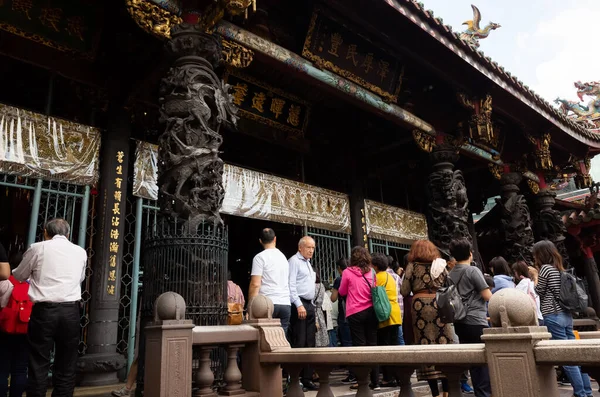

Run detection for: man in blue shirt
[[288, 236, 317, 390]]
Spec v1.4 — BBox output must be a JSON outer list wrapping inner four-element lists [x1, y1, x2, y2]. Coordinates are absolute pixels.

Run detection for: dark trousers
[[290, 299, 316, 383], [0, 332, 29, 397], [338, 320, 352, 347], [27, 302, 80, 397], [377, 325, 399, 382], [454, 323, 491, 397], [347, 307, 378, 386], [273, 304, 292, 335], [428, 379, 449, 395]]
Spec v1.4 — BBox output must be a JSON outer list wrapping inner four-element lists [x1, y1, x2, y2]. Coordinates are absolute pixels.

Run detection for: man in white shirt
[[288, 236, 317, 390], [13, 218, 87, 397], [249, 228, 291, 332]]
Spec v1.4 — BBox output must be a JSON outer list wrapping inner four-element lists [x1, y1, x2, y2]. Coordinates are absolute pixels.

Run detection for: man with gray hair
[[288, 235, 317, 391], [13, 218, 87, 397]]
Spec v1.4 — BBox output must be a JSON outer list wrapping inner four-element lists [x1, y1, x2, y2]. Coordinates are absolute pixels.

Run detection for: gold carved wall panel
[[364, 199, 428, 244]]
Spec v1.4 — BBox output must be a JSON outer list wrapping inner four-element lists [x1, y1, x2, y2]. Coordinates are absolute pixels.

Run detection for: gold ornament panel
[[133, 142, 351, 233], [364, 199, 428, 244], [0, 103, 100, 185]]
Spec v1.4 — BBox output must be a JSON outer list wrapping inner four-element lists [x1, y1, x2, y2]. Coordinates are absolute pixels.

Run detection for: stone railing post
[[144, 292, 195, 397], [482, 289, 560, 397], [243, 295, 291, 397]]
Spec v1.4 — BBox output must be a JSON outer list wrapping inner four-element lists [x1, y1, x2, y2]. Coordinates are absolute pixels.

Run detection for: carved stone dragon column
[[531, 190, 570, 267], [427, 143, 472, 252], [497, 172, 534, 264], [157, 23, 238, 230]]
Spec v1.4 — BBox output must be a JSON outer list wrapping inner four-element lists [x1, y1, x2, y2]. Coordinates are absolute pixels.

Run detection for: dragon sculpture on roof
[[555, 81, 600, 132], [460, 5, 501, 48]]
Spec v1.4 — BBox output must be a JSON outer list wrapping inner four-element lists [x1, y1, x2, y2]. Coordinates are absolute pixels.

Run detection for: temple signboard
[[0, 0, 99, 58], [302, 7, 403, 103], [224, 70, 311, 139]]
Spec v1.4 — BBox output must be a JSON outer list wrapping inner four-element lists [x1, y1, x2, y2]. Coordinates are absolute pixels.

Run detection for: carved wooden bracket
[[457, 93, 501, 151]]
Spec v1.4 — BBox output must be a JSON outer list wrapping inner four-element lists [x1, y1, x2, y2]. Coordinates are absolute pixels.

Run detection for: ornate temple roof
[[383, 0, 600, 146]]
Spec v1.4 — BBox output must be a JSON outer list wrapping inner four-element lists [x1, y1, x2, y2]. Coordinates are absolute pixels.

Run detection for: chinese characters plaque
[[224, 70, 311, 138], [302, 7, 404, 103], [0, 0, 98, 57]]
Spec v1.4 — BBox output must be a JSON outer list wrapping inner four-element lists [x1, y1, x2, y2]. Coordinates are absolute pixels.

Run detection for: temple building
[[0, 0, 599, 387]]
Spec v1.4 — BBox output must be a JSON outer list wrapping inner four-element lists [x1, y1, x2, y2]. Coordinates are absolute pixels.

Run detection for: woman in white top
[[511, 261, 543, 325]]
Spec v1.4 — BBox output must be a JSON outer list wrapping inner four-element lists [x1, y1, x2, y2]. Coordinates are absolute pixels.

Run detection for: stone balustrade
[[143, 289, 600, 397]]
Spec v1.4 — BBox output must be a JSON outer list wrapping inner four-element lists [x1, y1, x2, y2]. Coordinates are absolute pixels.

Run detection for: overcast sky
[[420, 0, 600, 180]]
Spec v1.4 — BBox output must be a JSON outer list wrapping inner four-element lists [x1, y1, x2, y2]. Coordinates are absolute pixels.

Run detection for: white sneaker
[[112, 387, 131, 396]]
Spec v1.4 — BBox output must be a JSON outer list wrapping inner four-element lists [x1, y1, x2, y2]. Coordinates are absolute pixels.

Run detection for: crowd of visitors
[[0, 220, 595, 397]]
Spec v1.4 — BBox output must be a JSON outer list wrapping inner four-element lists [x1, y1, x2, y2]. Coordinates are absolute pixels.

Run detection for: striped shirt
[[535, 264, 564, 316]]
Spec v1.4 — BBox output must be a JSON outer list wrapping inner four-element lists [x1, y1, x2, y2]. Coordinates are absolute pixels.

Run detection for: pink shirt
[[338, 266, 374, 318]]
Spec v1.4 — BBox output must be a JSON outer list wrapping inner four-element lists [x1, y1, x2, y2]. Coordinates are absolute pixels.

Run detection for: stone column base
[[77, 352, 126, 386]]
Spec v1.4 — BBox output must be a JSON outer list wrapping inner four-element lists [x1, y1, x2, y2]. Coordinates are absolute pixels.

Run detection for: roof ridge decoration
[[383, 0, 600, 145], [459, 5, 501, 49], [555, 81, 600, 133]]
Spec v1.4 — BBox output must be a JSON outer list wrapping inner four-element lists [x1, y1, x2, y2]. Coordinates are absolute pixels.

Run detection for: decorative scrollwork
[[221, 39, 254, 68], [526, 132, 553, 171], [457, 93, 500, 150], [412, 129, 435, 153], [528, 180, 540, 194], [126, 0, 182, 39]]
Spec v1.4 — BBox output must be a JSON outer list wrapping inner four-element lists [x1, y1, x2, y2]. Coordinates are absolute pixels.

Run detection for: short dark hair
[[45, 218, 70, 238], [490, 256, 511, 276], [336, 257, 348, 271], [259, 228, 276, 244], [449, 238, 472, 262], [512, 261, 530, 280], [372, 253, 389, 272]]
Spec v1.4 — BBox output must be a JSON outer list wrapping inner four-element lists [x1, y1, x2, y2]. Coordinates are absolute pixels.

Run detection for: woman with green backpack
[[338, 246, 380, 391]]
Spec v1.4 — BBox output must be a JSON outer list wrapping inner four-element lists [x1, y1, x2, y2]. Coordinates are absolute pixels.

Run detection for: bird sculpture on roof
[[459, 5, 501, 48]]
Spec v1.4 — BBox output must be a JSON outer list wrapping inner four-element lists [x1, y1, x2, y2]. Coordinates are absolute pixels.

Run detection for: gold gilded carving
[[222, 164, 351, 233], [364, 200, 428, 245], [526, 132, 553, 171], [489, 164, 503, 180], [528, 180, 540, 194], [412, 129, 435, 153], [457, 93, 500, 150], [221, 39, 254, 68], [126, 0, 182, 39], [569, 155, 593, 188]]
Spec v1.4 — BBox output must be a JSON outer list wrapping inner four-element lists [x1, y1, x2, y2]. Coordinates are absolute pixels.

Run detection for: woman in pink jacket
[[338, 246, 379, 390]]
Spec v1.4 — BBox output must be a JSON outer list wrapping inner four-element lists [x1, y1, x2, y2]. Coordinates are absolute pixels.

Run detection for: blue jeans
[[397, 324, 405, 345], [0, 333, 28, 397], [273, 304, 291, 335], [328, 328, 338, 347], [544, 312, 593, 397]]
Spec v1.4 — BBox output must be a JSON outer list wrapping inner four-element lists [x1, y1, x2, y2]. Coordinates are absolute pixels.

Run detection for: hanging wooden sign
[[224, 70, 311, 138], [302, 6, 403, 103]]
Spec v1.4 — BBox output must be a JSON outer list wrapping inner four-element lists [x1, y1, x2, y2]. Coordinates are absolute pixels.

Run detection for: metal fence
[[369, 238, 411, 260], [307, 227, 351, 286]]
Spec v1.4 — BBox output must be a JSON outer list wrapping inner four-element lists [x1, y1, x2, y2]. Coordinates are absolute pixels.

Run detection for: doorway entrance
[[225, 215, 303, 299]]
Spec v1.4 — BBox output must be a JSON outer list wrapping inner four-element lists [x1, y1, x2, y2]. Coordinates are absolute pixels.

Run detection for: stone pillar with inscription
[[498, 172, 534, 264], [427, 142, 471, 252], [350, 179, 367, 249], [77, 110, 130, 385]]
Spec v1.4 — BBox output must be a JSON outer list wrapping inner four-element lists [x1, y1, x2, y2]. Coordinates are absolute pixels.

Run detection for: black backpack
[[558, 269, 588, 313], [436, 270, 467, 323]]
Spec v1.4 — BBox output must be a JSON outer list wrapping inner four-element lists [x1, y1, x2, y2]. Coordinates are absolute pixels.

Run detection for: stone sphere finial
[[248, 295, 274, 320], [154, 292, 186, 321], [488, 288, 538, 328]]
